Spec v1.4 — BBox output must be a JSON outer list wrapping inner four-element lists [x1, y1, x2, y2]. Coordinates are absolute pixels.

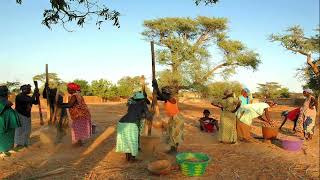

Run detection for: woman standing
[[239, 88, 253, 105], [212, 90, 241, 144], [14, 84, 39, 148], [62, 83, 91, 146], [0, 86, 21, 158], [152, 79, 184, 153], [116, 91, 151, 161], [295, 89, 317, 140]]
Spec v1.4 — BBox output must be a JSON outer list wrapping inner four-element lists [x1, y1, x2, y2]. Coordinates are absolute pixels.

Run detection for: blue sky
[[0, 0, 319, 92]]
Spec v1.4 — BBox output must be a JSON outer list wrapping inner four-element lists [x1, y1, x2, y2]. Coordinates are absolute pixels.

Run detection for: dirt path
[[0, 101, 319, 179]]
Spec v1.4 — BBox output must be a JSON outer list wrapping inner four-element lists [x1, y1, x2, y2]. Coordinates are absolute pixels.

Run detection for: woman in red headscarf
[[61, 83, 92, 146]]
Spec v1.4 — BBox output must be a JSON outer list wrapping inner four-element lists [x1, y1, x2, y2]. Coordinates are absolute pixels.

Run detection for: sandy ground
[[0, 100, 319, 180]]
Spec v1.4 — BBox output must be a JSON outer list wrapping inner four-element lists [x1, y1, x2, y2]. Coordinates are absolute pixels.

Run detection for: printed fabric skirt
[[71, 118, 92, 143], [14, 113, 31, 146], [167, 114, 184, 147], [116, 122, 139, 156]]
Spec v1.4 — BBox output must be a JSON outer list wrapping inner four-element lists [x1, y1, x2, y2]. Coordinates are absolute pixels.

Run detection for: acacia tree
[[142, 16, 260, 93], [257, 82, 283, 99], [270, 26, 320, 77]]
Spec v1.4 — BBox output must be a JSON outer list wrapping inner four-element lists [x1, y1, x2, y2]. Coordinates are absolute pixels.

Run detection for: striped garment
[[116, 122, 139, 156], [14, 113, 31, 146]]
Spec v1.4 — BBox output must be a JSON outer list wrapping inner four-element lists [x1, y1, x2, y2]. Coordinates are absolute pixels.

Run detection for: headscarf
[[20, 84, 31, 91], [132, 91, 145, 100], [67, 83, 81, 91], [0, 85, 8, 97], [303, 88, 313, 94]]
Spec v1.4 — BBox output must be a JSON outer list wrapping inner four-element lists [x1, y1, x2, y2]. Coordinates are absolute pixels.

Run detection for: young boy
[[199, 109, 219, 133]]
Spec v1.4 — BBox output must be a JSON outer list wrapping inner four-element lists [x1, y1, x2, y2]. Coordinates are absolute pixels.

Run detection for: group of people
[[205, 87, 318, 144], [116, 79, 184, 161], [0, 82, 92, 158], [1, 79, 318, 161]]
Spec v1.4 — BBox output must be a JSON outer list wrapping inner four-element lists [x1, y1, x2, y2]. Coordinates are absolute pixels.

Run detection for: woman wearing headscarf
[[14, 84, 39, 148], [0, 86, 21, 158], [61, 83, 91, 146], [211, 90, 241, 144], [152, 79, 184, 153], [239, 88, 253, 105], [116, 91, 152, 161], [295, 89, 317, 140]]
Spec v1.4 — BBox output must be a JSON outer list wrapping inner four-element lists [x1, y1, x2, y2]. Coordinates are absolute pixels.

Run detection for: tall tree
[[143, 16, 260, 93], [270, 25, 320, 77]]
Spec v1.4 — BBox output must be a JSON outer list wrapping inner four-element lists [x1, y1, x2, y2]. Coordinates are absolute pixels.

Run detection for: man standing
[[14, 84, 39, 148]]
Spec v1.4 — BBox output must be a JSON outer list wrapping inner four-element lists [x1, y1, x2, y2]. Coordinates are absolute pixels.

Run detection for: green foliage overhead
[[15, 0, 219, 31], [16, 0, 120, 30], [143, 16, 260, 92]]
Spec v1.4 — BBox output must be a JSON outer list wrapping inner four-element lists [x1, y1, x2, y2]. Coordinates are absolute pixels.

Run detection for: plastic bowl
[[176, 152, 210, 177], [281, 139, 303, 151]]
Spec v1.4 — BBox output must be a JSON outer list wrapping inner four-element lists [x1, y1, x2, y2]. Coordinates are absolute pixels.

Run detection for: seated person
[[279, 108, 300, 131], [199, 109, 219, 133]]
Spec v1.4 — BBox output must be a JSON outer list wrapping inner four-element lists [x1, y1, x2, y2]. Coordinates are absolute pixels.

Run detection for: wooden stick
[[28, 168, 65, 180], [149, 41, 158, 136], [45, 64, 52, 125], [34, 81, 44, 126]]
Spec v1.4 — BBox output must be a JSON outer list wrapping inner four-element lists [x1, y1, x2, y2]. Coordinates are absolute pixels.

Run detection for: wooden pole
[[45, 64, 52, 125], [34, 81, 44, 126], [149, 41, 159, 136]]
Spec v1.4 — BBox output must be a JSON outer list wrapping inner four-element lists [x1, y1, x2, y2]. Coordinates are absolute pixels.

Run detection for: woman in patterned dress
[[62, 83, 92, 146], [295, 89, 317, 140], [211, 90, 241, 144]]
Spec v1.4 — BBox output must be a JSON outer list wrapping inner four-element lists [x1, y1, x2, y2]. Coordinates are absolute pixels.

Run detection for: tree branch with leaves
[[270, 25, 320, 77], [16, 0, 120, 30]]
